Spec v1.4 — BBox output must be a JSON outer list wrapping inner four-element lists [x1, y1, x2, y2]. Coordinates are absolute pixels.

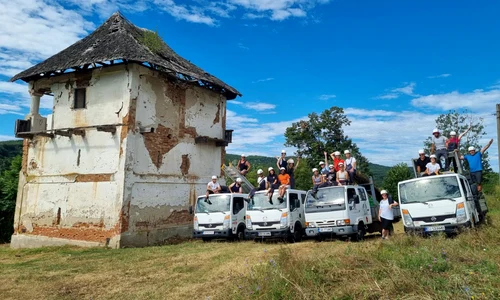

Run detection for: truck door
[[358, 188, 372, 224], [347, 188, 361, 222], [459, 178, 478, 224], [288, 192, 301, 232], [232, 196, 245, 234]]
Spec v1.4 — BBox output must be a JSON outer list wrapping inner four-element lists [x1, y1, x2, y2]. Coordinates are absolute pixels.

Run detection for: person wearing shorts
[[460, 139, 493, 193], [378, 190, 398, 240]]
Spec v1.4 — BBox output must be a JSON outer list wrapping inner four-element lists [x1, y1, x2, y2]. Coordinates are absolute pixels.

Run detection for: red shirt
[[334, 158, 345, 172]]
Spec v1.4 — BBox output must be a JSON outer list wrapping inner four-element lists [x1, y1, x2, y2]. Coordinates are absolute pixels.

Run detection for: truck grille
[[199, 223, 223, 228], [413, 214, 455, 222], [253, 221, 280, 227], [315, 220, 337, 227]]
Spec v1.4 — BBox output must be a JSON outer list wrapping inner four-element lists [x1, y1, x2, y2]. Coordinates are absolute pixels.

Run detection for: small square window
[[74, 88, 86, 109]]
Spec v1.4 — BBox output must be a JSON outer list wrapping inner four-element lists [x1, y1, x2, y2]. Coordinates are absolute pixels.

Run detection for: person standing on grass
[[277, 167, 290, 201], [378, 190, 398, 240], [459, 139, 494, 193], [205, 176, 221, 201]]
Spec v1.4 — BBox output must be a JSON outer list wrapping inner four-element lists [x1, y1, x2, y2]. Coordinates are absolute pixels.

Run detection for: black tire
[[352, 224, 366, 242], [288, 224, 303, 243], [235, 227, 245, 241]]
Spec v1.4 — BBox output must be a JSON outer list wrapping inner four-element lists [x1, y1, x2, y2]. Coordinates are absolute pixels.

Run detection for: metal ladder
[[221, 163, 254, 193]]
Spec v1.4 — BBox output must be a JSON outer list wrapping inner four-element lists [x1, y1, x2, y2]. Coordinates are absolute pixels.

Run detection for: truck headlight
[[246, 215, 252, 230], [280, 212, 288, 228], [456, 202, 467, 223], [194, 216, 199, 231], [402, 209, 414, 227], [223, 215, 230, 229], [336, 219, 350, 226], [305, 222, 315, 228]]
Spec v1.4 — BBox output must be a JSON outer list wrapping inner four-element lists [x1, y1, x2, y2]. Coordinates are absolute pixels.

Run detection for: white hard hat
[[257, 169, 263, 174], [418, 149, 425, 154], [211, 176, 217, 179], [450, 131, 456, 136], [287, 158, 294, 164], [468, 146, 475, 151], [338, 162, 344, 166], [430, 154, 436, 159], [236, 178, 242, 183], [319, 161, 325, 165], [241, 154, 246, 157], [281, 150, 286, 154], [329, 164, 334, 168], [268, 167, 274, 171], [312, 168, 318, 172], [344, 150, 350, 154], [432, 128, 439, 134], [381, 190, 388, 195], [280, 167, 286, 170], [334, 151, 341, 156]]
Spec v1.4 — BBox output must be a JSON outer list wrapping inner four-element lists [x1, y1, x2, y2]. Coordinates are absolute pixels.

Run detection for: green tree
[[284, 106, 371, 175], [382, 163, 413, 199], [424, 110, 491, 172], [0, 155, 21, 242]]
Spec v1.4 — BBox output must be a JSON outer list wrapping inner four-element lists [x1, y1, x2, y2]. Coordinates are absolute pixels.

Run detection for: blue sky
[[0, 0, 499, 170]]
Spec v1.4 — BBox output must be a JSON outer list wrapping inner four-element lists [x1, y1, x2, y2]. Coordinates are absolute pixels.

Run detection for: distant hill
[[225, 153, 391, 185], [0, 140, 23, 173]]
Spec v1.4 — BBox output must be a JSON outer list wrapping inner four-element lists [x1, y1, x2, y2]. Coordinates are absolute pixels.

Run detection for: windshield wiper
[[427, 197, 456, 202], [218, 211, 226, 214]]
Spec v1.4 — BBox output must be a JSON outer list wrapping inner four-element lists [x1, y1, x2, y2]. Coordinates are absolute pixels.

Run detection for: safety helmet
[[334, 151, 341, 156], [236, 178, 242, 183], [211, 176, 217, 179], [257, 169, 263, 174], [381, 190, 388, 195], [344, 150, 350, 154], [312, 168, 318, 172], [418, 149, 425, 154], [338, 162, 344, 166], [468, 146, 475, 151], [268, 167, 274, 171], [430, 154, 436, 159], [241, 154, 246, 157], [432, 128, 439, 134], [287, 159, 294, 164], [281, 150, 286, 154], [450, 131, 456, 136], [329, 164, 334, 168], [319, 161, 325, 165], [280, 167, 286, 171]]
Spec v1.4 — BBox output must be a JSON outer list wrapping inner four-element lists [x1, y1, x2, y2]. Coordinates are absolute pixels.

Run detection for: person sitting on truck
[[229, 178, 243, 194], [276, 150, 288, 170], [459, 139, 494, 193], [312, 168, 324, 187], [422, 154, 440, 176], [319, 159, 329, 176], [247, 169, 267, 202], [415, 149, 430, 176], [277, 167, 291, 201], [238, 154, 251, 176], [205, 175, 222, 202], [344, 150, 356, 184], [336, 162, 349, 186], [330, 151, 345, 172], [431, 128, 448, 170], [287, 157, 300, 189], [327, 164, 336, 184], [446, 126, 471, 172], [266, 167, 280, 203], [378, 190, 398, 240]]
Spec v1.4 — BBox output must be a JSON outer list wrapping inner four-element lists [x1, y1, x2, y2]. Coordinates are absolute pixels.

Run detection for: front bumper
[[404, 221, 471, 235], [245, 228, 288, 239], [193, 229, 232, 239], [305, 225, 356, 237]]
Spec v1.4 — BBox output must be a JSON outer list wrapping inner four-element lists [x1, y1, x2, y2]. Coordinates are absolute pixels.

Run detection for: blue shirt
[[464, 152, 482, 172]]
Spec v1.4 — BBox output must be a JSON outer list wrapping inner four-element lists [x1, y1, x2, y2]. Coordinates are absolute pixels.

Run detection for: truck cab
[[192, 193, 247, 241], [398, 173, 488, 235], [245, 189, 306, 242], [304, 185, 376, 241]]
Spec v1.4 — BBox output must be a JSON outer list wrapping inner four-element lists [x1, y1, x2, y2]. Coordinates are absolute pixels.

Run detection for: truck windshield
[[305, 187, 346, 213], [195, 195, 231, 213], [399, 176, 462, 204], [248, 192, 286, 211]]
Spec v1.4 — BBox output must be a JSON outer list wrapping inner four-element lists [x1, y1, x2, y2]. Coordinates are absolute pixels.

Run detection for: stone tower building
[[10, 12, 240, 248]]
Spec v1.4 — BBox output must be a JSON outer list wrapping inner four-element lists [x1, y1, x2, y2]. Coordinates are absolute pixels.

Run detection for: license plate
[[319, 227, 333, 232], [203, 231, 215, 235], [424, 226, 445, 232], [258, 232, 271, 237]]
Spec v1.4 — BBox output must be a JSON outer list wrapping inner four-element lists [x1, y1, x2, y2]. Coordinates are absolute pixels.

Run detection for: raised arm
[[324, 151, 329, 167], [481, 139, 494, 154], [330, 152, 335, 160], [458, 126, 472, 140], [294, 157, 300, 171]]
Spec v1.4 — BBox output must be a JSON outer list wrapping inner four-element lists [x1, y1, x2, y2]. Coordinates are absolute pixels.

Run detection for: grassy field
[[1, 189, 499, 300]]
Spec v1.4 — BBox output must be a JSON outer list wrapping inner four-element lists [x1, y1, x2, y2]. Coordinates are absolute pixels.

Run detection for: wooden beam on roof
[[97, 125, 116, 134], [54, 130, 72, 137], [72, 129, 86, 137]]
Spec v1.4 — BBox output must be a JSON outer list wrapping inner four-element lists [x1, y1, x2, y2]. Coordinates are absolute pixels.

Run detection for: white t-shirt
[[379, 199, 394, 220], [207, 181, 220, 191], [426, 162, 440, 174], [257, 176, 267, 185], [345, 157, 356, 169]]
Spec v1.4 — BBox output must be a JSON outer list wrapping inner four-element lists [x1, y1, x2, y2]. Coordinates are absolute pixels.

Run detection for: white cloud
[[376, 94, 398, 100], [237, 42, 250, 50], [489, 80, 500, 89], [428, 73, 451, 79], [376, 82, 419, 99], [229, 101, 276, 111], [252, 77, 274, 83], [319, 94, 336, 101], [411, 89, 500, 111]]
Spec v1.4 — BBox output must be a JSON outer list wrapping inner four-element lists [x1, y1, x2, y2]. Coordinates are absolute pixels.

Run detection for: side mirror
[[189, 206, 193, 215]]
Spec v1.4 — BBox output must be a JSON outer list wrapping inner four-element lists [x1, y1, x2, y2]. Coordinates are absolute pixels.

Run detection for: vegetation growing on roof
[[141, 29, 163, 54]]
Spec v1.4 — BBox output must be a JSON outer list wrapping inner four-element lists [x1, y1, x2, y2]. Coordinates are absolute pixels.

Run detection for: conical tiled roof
[[10, 12, 241, 99]]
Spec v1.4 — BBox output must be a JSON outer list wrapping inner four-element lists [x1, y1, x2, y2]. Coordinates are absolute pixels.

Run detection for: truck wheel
[[288, 224, 303, 243], [235, 227, 245, 241], [353, 225, 366, 242]]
